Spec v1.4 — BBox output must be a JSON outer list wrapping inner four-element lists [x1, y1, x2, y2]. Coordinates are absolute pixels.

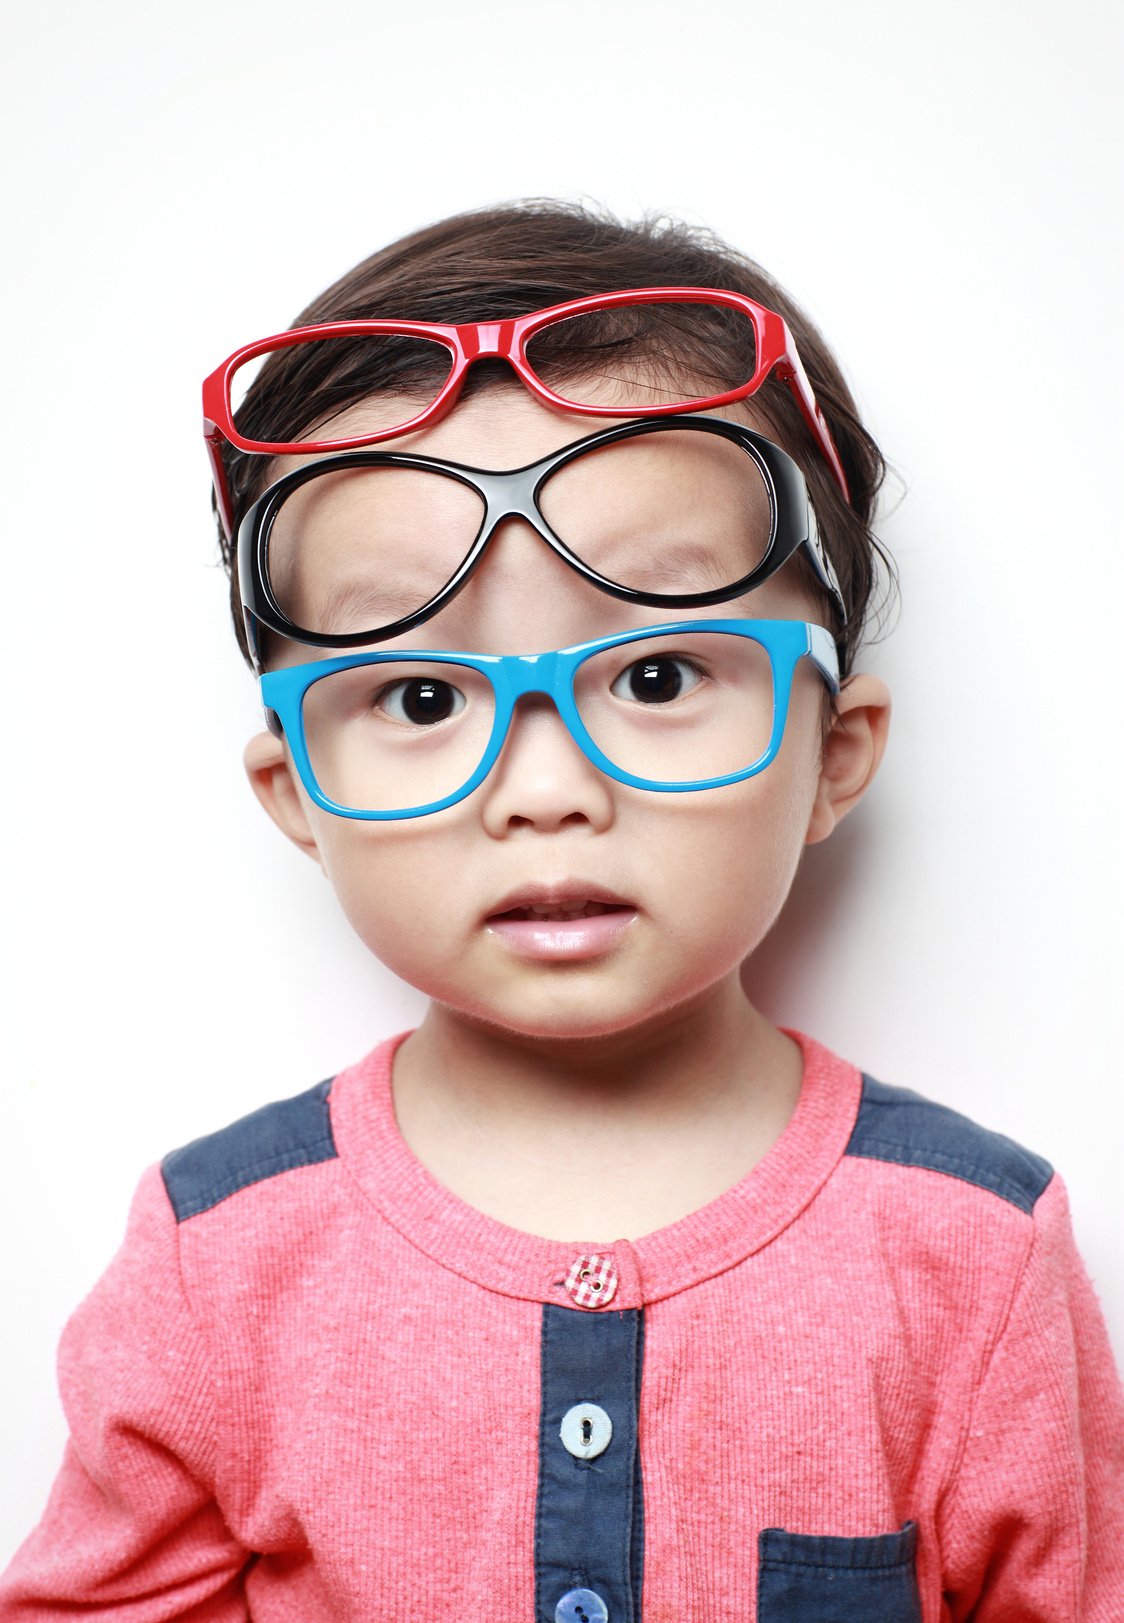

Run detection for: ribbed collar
[[331, 1030, 861, 1310]]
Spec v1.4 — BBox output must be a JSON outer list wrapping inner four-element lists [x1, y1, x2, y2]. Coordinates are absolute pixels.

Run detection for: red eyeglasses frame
[[203, 285, 850, 539]]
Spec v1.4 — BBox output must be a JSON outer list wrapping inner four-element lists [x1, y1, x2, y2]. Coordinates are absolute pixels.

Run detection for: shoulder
[[829, 1074, 1073, 1363], [160, 1078, 339, 1223], [844, 1073, 1054, 1216]]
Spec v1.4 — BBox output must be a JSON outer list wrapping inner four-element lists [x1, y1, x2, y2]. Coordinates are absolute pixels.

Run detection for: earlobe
[[244, 730, 324, 865], [805, 673, 891, 845]]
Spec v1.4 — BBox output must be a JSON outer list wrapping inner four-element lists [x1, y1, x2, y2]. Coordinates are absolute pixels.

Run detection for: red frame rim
[[203, 286, 850, 537]]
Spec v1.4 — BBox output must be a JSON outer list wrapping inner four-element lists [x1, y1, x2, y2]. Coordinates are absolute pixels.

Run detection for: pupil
[[630, 658, 681, 703], [403, 679, 453, 724]]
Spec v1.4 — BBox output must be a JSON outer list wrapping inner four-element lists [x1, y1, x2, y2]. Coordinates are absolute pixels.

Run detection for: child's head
[[212, 200, 891, 677], [217, 201, 893, 1044]]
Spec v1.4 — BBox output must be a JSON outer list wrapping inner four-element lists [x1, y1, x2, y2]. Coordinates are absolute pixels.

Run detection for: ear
[[805, 673, 891, 845], [244, 730, 324, 865]]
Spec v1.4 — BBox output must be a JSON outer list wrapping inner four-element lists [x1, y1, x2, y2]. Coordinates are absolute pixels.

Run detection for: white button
[[560, 1401, 613, 1460]]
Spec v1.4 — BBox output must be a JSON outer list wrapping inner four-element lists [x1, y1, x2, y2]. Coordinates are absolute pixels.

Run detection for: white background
[[2, 0, 1121, 1559]]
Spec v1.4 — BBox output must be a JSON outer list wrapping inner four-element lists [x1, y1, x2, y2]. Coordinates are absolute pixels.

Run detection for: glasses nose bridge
[[473, 467, 552, 550], [505, 647, 567, 706], [459, 319, 518, 361]]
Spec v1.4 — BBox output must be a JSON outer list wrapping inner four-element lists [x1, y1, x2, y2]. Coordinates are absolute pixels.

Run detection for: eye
[[374, 675, 466, 726], [609, 653, 704, 705]]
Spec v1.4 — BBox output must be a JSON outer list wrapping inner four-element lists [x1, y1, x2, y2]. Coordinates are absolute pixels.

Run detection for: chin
[[481, 1002, 651, 1045], [445, 972, 717, 1046]]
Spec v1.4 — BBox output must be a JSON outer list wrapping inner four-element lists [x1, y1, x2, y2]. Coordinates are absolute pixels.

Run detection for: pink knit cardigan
[[2, 1031, 1121, 1620]]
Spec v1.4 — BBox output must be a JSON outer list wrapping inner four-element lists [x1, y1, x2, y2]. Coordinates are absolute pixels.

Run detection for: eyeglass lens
[[231, 334, 456, 425], [265, 430, 774, 640], [524, 300, 758, 407], [300, 630, 777, 815]]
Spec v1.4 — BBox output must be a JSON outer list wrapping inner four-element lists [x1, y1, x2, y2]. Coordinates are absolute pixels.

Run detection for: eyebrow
[[587, 532, 754, 592], [306, 571, 450, 632]]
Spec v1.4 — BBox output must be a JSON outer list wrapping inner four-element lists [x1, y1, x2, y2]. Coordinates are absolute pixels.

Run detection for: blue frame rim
[[260, 617, 839, 820]]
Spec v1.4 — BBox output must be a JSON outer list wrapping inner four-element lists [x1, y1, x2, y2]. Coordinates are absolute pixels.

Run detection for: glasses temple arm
[[204, 424, 236, 542], [806, 623, 841, 692], [774, 325, 851, 504]]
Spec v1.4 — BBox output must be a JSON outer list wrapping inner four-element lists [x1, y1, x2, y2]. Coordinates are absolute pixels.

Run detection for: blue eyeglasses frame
[[260, 617, 840, 821]]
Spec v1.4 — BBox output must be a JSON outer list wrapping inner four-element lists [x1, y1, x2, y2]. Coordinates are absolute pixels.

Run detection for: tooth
[[512, 900, 619, 921]]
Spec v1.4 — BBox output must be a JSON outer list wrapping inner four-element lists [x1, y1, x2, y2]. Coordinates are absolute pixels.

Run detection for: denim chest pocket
[[757, 1521, 921, 1622]]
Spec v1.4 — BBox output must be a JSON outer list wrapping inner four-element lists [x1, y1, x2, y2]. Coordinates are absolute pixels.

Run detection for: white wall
[[2, 0, 1121, 1558]]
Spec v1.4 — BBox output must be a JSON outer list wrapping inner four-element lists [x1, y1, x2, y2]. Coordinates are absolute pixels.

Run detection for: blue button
[[555, 1589, 609, 1623]]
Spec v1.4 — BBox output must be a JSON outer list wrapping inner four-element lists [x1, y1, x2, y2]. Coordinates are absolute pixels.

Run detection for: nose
[[479, 693, 616, 837]]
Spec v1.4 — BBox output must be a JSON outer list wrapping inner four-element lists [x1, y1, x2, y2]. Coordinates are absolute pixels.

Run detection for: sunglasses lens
[[539, 429, 774, 597], [230, 334, 456, 445], [264, 466, 485, 638], [302, 659, 496, 814], [524, 300, 758, 409], [576, 630, 776, 785]]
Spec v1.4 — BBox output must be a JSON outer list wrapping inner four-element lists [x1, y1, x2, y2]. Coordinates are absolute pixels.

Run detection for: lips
[[484, 883, 638, 961]]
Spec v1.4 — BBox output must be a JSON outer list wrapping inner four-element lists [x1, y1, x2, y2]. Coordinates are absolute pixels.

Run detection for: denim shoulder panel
[[161, 1078, 337, 1222], [845, 1075, 1053, 1214]]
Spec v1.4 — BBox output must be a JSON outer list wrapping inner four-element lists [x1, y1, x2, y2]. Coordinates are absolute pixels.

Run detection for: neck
[[389, 976, 803, 1241]]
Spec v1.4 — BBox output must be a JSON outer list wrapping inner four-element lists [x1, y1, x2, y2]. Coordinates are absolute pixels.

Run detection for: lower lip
[[485, 909, 638, 961]]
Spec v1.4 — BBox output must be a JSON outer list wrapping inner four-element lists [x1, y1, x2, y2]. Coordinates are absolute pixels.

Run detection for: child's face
[[247, 386, 887, 1044]]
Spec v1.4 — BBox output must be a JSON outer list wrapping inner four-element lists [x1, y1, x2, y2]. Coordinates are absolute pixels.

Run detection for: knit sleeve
[[939, 1174, 1124, 1622], [0, 1166, 251, 1619]]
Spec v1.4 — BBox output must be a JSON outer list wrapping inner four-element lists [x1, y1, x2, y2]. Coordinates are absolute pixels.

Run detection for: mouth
[[484, 885, 638, 960]]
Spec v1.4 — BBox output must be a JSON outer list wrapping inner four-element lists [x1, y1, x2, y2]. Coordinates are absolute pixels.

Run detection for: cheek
[[312, 819, 464, 979], [664, 738, 822, 953], [681, 803, 803, 942]]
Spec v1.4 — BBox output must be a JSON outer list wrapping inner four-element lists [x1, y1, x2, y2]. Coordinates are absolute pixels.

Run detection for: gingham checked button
[[564, 1253, 618, 1309]]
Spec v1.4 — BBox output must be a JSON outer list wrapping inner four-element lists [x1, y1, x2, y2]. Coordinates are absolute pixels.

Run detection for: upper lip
[[485, 880, 636, 919]]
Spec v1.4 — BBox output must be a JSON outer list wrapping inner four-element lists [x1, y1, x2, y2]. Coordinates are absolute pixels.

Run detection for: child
[[2, 202, 1121, 1620]]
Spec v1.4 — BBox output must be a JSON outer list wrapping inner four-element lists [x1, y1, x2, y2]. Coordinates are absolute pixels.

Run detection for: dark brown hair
[[217, 199, 894, 672]]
